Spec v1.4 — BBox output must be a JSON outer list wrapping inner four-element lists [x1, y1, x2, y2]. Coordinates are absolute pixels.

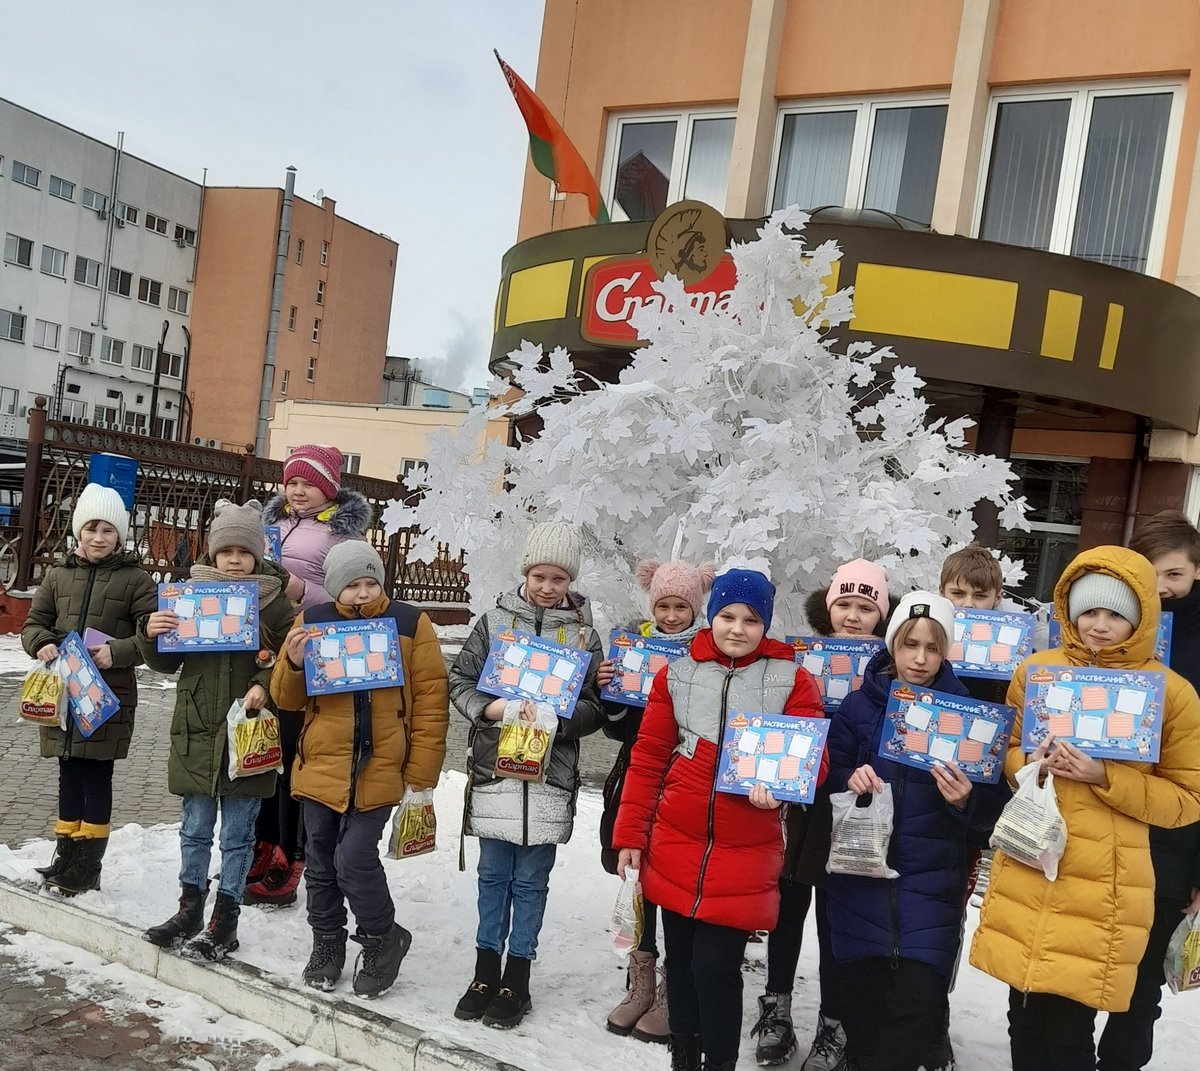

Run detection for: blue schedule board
[[60, 631, 121, 738], [716, 712, 830, 804], [157, 581, 260, 652], [1049, 612, 1173, 665], [787, 636, 884, 713], [948, 608, 1035, 680], [478, 628, 593, 719], [1021, 663, 1166, 762], [302, 617, 402, 695], [264, 525, 283, 564], [880, 684, 1015, 784], [600, 630, 687, 708]]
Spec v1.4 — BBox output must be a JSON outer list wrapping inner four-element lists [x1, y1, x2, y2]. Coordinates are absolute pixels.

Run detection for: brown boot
[[606, 949, 656, 1035], [632, 960, 669, 1043]]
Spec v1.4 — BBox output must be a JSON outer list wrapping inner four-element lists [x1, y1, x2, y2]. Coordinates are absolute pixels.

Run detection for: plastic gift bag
[[990, 761, 1068, 881], [388, 788, 437, 859], [494, 700, 558, 783], [18, 660, 66, 727], [225, 699, 284, 779], [827, 784, 901, 879], [610, 870, 645, 958], [1165, 912, 1200, 994]]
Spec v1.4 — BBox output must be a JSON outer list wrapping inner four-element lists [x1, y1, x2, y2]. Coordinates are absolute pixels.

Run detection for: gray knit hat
[[207, 499, 265, 566], [521, 521, 583, 580], [323, 541, 386, 601], [1067, 572, 1141, 629], [72, 483, 130, 544]]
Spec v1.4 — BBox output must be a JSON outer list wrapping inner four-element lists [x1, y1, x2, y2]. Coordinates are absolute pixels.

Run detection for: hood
[[859, 646, 968, 703], [65, 549, 142, 570], [689, 628, 796, 667], [804, 589, 834, 636], [263, 488, 373, 536], [618, 616, 707, 644], [1052, 545, 1161, 668]]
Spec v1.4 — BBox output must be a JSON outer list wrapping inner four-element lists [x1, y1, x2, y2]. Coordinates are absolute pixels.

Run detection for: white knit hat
[[1068, 572, 1141, 628], [885, 591, 956, 653], [521, 521, 583, 580], [72, 484, 130, 544]]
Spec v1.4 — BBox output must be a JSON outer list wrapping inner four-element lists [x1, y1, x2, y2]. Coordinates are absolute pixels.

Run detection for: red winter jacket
[[612, 630, 825, 931]]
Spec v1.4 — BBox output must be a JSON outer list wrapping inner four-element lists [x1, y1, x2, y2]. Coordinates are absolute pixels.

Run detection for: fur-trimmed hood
[[263, 487, 372, 537]]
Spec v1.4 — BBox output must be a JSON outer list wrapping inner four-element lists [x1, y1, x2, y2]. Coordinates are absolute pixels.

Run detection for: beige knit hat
[[207, 500, 266, 566], [521, 521, 583, 580], [72, 483, 130, 544]]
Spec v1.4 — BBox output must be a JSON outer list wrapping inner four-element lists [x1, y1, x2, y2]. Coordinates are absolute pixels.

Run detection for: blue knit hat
[[707, 569, 775, 632]]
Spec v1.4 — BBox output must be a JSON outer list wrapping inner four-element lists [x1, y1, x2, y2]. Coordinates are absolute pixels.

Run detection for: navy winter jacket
[[824, 650, 1010, 981]]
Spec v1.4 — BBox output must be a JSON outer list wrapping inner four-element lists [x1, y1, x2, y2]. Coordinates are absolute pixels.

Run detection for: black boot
[[46, 837, 106, 896], [184, 892, 241, 961], [146, 883, 209, 948], [35, 835, 76, 880], [454, 948, 503, 1021], [703, 1061, 738, 1071], [303, 929, 348, 991], [670, 1033, 702, 1071], [482, 954, 532, 1029], [351, 922, 412, 998]]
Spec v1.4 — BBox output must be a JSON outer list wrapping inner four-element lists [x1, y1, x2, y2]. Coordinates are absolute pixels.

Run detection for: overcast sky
[[5, 0, 545, 392]]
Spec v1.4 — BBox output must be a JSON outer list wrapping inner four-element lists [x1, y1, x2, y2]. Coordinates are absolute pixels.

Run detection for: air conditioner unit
[[207, 438, 220, 448], [192, 435, 205, 446], [114, 216, 125, 228], [175, 236, 188, 248]]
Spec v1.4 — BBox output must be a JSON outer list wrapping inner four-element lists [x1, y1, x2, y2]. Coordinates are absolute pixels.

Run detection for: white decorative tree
[[383, 207, 1029, 633]]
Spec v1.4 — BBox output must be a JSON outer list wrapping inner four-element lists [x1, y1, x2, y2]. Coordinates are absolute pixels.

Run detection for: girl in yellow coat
[[971, 546, 1200, 1070]]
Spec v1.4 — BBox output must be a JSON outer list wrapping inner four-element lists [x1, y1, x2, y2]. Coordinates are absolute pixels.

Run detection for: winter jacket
[[22, 550, 158, 761], [970, 546, 1200, 1012], [451, 589, 605, 846], [824, 650, 1010, 981], [136, 557, 295, 799], [263, 490, 372, 612], [270, 591, 449, 813], [613, 630, 825, 932]]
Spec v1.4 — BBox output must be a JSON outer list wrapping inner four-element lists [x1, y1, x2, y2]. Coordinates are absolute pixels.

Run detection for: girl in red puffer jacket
[[614, 568, 825, 1071]]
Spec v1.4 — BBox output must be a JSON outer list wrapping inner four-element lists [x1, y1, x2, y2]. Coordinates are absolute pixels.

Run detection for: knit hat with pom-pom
[[636, 559, 716, 620]]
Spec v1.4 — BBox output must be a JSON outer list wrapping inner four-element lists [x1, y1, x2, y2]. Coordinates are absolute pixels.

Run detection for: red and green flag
[[495, 50, 609, 224]]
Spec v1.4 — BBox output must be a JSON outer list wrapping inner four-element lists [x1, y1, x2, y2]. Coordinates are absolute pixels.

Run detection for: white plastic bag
[[990, 761, 1068, 881], [1164, 911, 1200, 994], [610, 870, 645, 958], [827, 785, 900, 879], [387, 788, 437, 859], [225, 699, 284, 780]]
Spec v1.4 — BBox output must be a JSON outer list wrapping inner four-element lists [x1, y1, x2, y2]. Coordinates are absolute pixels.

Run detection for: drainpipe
[[93, 131, 124, 332], [1121, 417, 1149, 546], [255, 165, 296, 456]]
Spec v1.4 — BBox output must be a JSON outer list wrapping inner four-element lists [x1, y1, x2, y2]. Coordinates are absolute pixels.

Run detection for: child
[[450, 521, 605, 1029], [140, 500, 295, 960], [271, 542, 449, 998], [971, 547, 1200, 1071], [614, 568, 825, 1071], [756, 559, 888, 1070], [825, 591, 1009, 1071], [1096, 513, 1200, 1071], [22, 483, 158, 895], [598, 558, 714, 1043], [252, 443, 373, 907]]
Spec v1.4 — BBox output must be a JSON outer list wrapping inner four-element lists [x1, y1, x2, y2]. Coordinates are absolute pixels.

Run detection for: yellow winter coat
[[971, 546, 1200, 1011]]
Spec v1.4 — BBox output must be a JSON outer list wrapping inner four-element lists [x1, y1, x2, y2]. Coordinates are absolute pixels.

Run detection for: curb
[[0, 877, 525, 1071]]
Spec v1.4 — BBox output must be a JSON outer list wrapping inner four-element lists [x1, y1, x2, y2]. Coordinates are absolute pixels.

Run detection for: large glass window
[[998, 457, 1087, 603]]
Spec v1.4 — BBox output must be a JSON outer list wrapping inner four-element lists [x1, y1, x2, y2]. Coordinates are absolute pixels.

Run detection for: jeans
[[1009, 989, 1098, 1071], [179, 794, 261, 900], [475, 838, 557, 960], [303, 800, 393, 936]]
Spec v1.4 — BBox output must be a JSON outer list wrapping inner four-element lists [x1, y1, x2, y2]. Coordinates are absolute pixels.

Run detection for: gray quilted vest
[[667, 656, 798, 757]]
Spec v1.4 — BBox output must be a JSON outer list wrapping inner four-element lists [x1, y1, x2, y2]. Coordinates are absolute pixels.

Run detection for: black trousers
[[1097, 895, 1186, 1071], [839, 957, 948, 1071], [58, 757, 115, 825], [1009, 989, 1098, 1071], [637, 895, 660, 957], [766, 880, 839, 1016], [253, 710, 304, 859], [660, 908, 749, 1066]]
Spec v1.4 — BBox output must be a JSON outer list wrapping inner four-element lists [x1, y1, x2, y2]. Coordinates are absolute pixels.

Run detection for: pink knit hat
[[283, 443, 343, 501], [636, 560, 717, 619], [826, 558, 889, 620]]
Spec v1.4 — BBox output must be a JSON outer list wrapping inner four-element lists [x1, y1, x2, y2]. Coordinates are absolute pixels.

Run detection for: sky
[[4, 0, 545, 392]]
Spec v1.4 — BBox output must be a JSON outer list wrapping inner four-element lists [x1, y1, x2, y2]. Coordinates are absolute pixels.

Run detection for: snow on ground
[[1, 773, 1193, 1070], [0, 634, 37, 675]]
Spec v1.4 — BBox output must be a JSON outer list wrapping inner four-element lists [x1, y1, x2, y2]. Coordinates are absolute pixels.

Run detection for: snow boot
[[247, 841, 285, 886], [145, 883, 209, 948], [184, 892, 241, 961], [606, 949, 656, 1035], [670, 1034, 702, 1071], [454, 948, 503, 1021], [631, 961, 669, 1044], [35, 834, 77, 881], [703, 1061, 738, 1071], [800, 1012, 847, 1071], [752, 992, 798, 1066], [46, 831, 107, 896], [303, 929, 347, 991], [482, 954, 532, 1029], [351, 922, 412, 998], [243, 858, 304, 907]]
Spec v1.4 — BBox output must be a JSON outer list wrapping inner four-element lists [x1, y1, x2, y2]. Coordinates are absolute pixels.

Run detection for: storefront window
[[998, 457, 1088, 603]]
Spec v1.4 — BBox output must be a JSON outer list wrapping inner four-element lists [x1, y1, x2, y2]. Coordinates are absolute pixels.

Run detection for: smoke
[[416, 310, 488, 392]]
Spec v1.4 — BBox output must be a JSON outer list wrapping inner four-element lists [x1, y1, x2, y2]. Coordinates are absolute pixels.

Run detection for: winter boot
[[752, 992, 798, 1066], [351, 922, 412, 998], [670, 1034, 702, 1071], [454, 948, 503, 1021], [605, 950, 657, 1035], [243, 858, 304, 907], [184, 892, 241, 961], [35, 833, 77, 880], [247, 841, 284, 886], [800, 1012, 847, 1071], [631, 961, 670, 1044], [46, 828, 108, 896], [303, 929, 348, 991], [145, 883, 209, 948], [482, 954, 532, 1029], [703, 1062, 738, 1071]]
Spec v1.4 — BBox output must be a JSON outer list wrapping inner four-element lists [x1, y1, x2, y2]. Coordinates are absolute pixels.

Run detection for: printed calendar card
[[600, 630, 688, 708], [264, 525, 283, 564], [787, 636, 885, 713], [947, 608, 1035, 680], [302, 617, 402, 696], [60, 631, 121, 738], [478, 628, 593, 719], [716, 713, 830, 805], [157, 581, 260, 653], [1049, 613, 1172, 665]]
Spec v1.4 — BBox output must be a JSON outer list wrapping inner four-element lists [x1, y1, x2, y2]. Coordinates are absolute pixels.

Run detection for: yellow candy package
[[225, 700, 284, 779], [494, 700, 557, 783], [387, 788, 437, 859], [19, 660, 66, 728]]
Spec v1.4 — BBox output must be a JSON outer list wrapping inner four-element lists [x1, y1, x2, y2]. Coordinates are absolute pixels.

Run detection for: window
[[977, 84, 1179, 273], [311, 319, 321, 342], [167, 286, 189, 314], [4, 234, 33, 267], [307, 357, 316, 382], [280, 369, 290, 396], [342, 453, 362, 475], [163, 352, 184, 378], [61, 399, 87, 422], [115, 201, 138, 224], [145, 213, 168, 235], [131, 344, 156, 372], [173, 224, 196, 246], [123, 411, 147, 432], [137, 276, 162, 306], [94, 405, 120, 426], [82, 188, 107, 213], [159, 418, 175, 439], [316, 280, 325, 305], [74, 255, 102, 288], [11, 161, 39, 188], [40, 245, 68, 278], [108, 267, 132, 297], [998, 457, 1087, 602], [100, 336, 125, 365], [33, 320, 60, 350], [320, 241, 329, 265], [604, 109, 736, 221], [287, 306, 297, 331], [295, 239, 304, 264], [68, 328, 94, 359], [0, 310, 26, 342], [49, 175, 75, 200], [0, 387, 17, 415]]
